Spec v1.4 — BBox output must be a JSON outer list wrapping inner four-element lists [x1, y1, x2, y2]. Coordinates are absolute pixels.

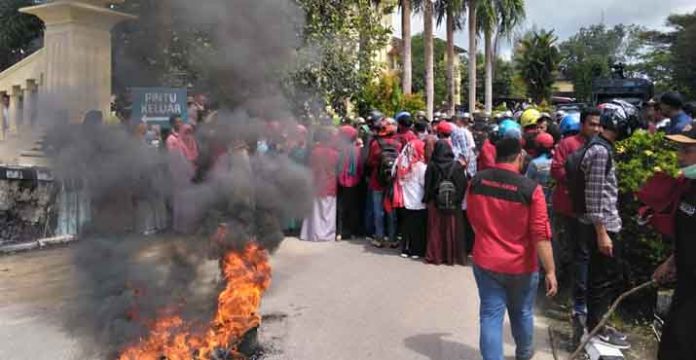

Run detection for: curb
[[0, 235, 77, 255]]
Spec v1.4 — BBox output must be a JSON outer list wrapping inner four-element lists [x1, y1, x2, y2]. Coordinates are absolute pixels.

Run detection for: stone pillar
[[8, 86, 21, 136], [0, 91, 6, 141], [21, 1, 134, 123], [23, 80, 37, 128]]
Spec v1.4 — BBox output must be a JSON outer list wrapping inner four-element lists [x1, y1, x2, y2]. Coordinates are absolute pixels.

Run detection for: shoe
[[594, 327, 631, 350], [411, 255, 420, 259], [371, 239, 383, 248], [400, 253, 409, 258], [571, 314, 587, 348], [336, 235, 342, 242], [605, 326, 628, 341]]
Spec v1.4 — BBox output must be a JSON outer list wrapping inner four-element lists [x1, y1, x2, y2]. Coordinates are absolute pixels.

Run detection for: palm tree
[[401, 0, 412, 95], [467, 0, 477, 114], [435, 0, 465, 116], [517, 29, 560, 103], [478, 0, 525, 113], [422, 0, 435, 120]]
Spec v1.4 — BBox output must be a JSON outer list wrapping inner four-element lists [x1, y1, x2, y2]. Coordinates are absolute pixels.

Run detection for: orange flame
[[118, 242, 271, 360]]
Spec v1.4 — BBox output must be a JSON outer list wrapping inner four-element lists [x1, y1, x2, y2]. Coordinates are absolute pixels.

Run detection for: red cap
[[535, 132, 555, 149], [437, 121, 455, 136]]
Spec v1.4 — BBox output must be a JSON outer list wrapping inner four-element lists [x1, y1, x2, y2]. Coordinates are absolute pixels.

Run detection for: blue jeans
[[474, 265, 539, 360], [371, 190, 396, 241]]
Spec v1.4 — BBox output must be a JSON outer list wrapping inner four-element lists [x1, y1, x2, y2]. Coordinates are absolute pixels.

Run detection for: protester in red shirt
[[395, 111, 418, 147], [301, 128, 340, 242], [478, 138, 497, 171], [367, 118, 402, 247], [549, 107, 602, 344], [467, 137, 557, 360], [478, 119, 522, 171]]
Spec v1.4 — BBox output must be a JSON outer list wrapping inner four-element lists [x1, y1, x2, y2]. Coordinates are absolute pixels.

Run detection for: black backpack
[[564, 137, 613, 215], [436, 166, 458, 211], [377, 139, 399, 186]]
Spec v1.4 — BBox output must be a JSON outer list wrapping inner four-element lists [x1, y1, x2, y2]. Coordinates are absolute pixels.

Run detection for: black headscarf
[[423, 140, 468, 204]]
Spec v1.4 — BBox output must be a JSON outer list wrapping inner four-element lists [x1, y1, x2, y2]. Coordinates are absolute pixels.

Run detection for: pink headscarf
[[179, 124, 199, 162], [338, 125, 358, 142]]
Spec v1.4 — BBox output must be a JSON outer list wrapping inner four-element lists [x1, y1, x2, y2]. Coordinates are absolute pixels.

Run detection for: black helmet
[[599, 102, 629, 137], [601, 99, 642, 138], [366, 110, 384, 125]]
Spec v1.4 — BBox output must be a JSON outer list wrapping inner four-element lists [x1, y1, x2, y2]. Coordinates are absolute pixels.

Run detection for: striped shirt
[[580, 142, 622, 233]]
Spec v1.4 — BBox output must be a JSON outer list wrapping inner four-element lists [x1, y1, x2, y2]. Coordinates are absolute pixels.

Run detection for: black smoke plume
[[45, 0, 314, 357]]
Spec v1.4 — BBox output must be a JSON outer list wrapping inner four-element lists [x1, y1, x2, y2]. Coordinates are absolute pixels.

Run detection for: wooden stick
[[568, 280, 656, 360]]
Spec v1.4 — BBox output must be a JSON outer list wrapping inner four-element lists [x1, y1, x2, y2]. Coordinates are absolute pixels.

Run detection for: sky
[[392, 0, 696, 57]]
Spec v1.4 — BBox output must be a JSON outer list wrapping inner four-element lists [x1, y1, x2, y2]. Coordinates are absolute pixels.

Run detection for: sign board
[[131, 87, 188, 127]]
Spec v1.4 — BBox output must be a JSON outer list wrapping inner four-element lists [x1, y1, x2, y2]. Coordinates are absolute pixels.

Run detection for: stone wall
[[0, 166, 56, 244]]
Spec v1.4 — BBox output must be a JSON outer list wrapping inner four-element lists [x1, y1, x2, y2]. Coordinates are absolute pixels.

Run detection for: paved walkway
[[0, 238, 559, 359]]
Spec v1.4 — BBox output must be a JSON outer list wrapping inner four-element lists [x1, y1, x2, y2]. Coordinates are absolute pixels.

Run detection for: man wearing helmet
[[577, 108, 630, 349], [520, 109, 542, 157], [550, 108, 602, 347], [367, 117, 402, 248], [477, 119, 522, 171], [395, 111, 418, 147]]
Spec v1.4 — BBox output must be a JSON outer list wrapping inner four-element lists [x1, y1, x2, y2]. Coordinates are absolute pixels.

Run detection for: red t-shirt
[[550, 134, 586, 216], [310, 144, 340, 197], [477, 139, 497, 171], [467, 163, 552, 274]]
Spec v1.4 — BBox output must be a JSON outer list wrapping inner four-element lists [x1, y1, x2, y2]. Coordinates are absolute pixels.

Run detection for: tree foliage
[[292, 0, 393, 117], [633, 11, 696, 98], [558, 24, 643, 102], [411, 33, 449, 106], [0, 0, 44, 72], [361, 71, 426, 116], [515, 29, 560, 103], [461, 53, 519, 101]]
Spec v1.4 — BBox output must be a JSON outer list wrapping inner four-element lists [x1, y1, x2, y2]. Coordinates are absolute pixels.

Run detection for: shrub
[[615, 131, 679, 296]]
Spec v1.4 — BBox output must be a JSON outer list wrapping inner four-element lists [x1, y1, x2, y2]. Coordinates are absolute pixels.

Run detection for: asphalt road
[[0, 238, 559, 360]]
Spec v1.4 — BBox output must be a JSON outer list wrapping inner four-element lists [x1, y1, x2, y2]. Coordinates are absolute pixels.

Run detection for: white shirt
[[402, 162, 427, 210]]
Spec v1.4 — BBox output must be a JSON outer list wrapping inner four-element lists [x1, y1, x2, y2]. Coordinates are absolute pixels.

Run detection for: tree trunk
[[446, 7, 456, 116], [467, 0, 477, 114], [402, 0, 412, 95], [484, 27, 493, 114], [424, 0, 434, 120]]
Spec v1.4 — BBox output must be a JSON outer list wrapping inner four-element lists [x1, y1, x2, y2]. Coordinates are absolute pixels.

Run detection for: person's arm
[[423, 165, 434, 203], [653, 254, 677, 284], [550, 141, 567, 182], [583, 146, 614, 256], [529, 186, 557, 297]]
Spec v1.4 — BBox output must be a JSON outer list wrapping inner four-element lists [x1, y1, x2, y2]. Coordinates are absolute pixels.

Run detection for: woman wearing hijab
[[423, 141, 468, 265], [394, 139, 428, 258], [301, 129, 341, 242], [167, 121, 199, 234], [337, 125, 364, 240]]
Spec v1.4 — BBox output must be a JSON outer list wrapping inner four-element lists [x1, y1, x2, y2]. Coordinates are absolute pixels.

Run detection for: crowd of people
[[129, 89, 694, 360], [279, 92, 692, 359]]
